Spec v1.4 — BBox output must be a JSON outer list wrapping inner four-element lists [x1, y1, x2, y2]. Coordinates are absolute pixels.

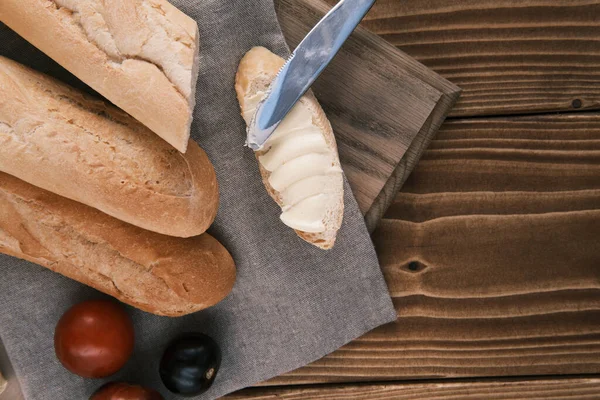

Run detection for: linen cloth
[[0, 1, 396, 398]]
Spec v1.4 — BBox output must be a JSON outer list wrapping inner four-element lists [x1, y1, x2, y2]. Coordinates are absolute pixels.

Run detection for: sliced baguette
[[0, 56, 217, 238], [0, 0, 199, 153], [235, 47, 344, 250], [0, 172, 235, 317]]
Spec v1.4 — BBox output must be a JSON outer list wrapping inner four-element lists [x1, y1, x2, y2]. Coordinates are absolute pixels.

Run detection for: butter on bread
[[0, 0, 199, 153], [0, 172, 235, 317], [0, 56, 218, 238], [235, 47, 344, 250]]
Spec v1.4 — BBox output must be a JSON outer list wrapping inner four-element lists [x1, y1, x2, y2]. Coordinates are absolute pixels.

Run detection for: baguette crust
[[235, 47, 344, 249], [0, 56, 218, 238], [0, 172, 235, 317], [0, 0, 199, 152]]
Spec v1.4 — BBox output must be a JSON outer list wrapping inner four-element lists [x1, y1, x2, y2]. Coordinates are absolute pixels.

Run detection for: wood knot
[[406, 261, 426, 273], [572, 99, 582, 109]]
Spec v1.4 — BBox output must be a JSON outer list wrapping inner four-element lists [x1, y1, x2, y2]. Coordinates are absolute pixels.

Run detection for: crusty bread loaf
[[235, 47, 344, 249], [0, 0, 199, 153], [0, 56, 218, 238], [0, 172, 235, 317]]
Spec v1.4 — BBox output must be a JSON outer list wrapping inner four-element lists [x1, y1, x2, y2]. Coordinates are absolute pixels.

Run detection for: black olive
[[159, 333, 221, 397]]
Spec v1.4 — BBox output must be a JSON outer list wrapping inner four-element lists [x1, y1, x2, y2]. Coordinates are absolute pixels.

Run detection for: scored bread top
[[235, 47, 344, 250], [0, 172, 235, 317], [0, 0, 200, 152], [0, 56, 218, 238]]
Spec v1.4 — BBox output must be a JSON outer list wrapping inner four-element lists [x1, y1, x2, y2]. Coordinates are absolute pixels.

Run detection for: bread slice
[[0, 172, 235, 317], [235, 47, 344, 250], [0, 0, 199, 153], [0, 56, 218, 238]]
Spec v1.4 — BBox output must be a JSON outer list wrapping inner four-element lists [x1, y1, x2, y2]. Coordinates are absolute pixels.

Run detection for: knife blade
[[246, 0, 376, 150]]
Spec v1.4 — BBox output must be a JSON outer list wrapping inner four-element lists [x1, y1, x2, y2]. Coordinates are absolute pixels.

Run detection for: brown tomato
[[54, 300, 134, 378]]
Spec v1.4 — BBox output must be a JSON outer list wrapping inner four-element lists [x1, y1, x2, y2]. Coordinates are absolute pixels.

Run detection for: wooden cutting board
[[275, 0, 461, 231]]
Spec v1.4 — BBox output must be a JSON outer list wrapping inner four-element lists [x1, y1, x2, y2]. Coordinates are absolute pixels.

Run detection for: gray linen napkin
[[0, 1, 396, 399]]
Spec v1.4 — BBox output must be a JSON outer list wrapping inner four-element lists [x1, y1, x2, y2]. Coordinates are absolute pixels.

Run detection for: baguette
[[0, 0, 199, 153], [0, 172, 235, 317], [0, 56, 217, 238], [235, 47, 344, 249]]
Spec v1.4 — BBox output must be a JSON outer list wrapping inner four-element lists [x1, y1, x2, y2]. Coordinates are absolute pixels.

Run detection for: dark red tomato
[[90, 382, 163, 400], [54, 300, 134, 378]]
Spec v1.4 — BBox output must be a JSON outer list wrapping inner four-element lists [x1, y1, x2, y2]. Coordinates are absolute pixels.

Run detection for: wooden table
[[228, 0, 600, 398]]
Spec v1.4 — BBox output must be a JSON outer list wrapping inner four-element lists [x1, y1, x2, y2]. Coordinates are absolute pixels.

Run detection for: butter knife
[[246, 0, 376, 150]]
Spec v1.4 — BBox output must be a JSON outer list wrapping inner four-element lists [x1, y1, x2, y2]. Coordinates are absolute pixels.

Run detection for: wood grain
[[276, 0, 460, 231], [260, 112, 600, 386], [324, 0, 600, 117], [230, 378, 600, 399], [399, 113, 600, 194]]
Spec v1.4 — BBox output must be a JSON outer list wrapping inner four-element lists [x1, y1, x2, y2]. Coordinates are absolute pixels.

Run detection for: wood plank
[[261, 112, 600, 385], [388, 190, 600, 222], [399, 113, 600, 194], [230, 378, 600, 399], [275, 0, 460, 231], [324, 0, 600, 117], [269, 216, 600, 384]]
